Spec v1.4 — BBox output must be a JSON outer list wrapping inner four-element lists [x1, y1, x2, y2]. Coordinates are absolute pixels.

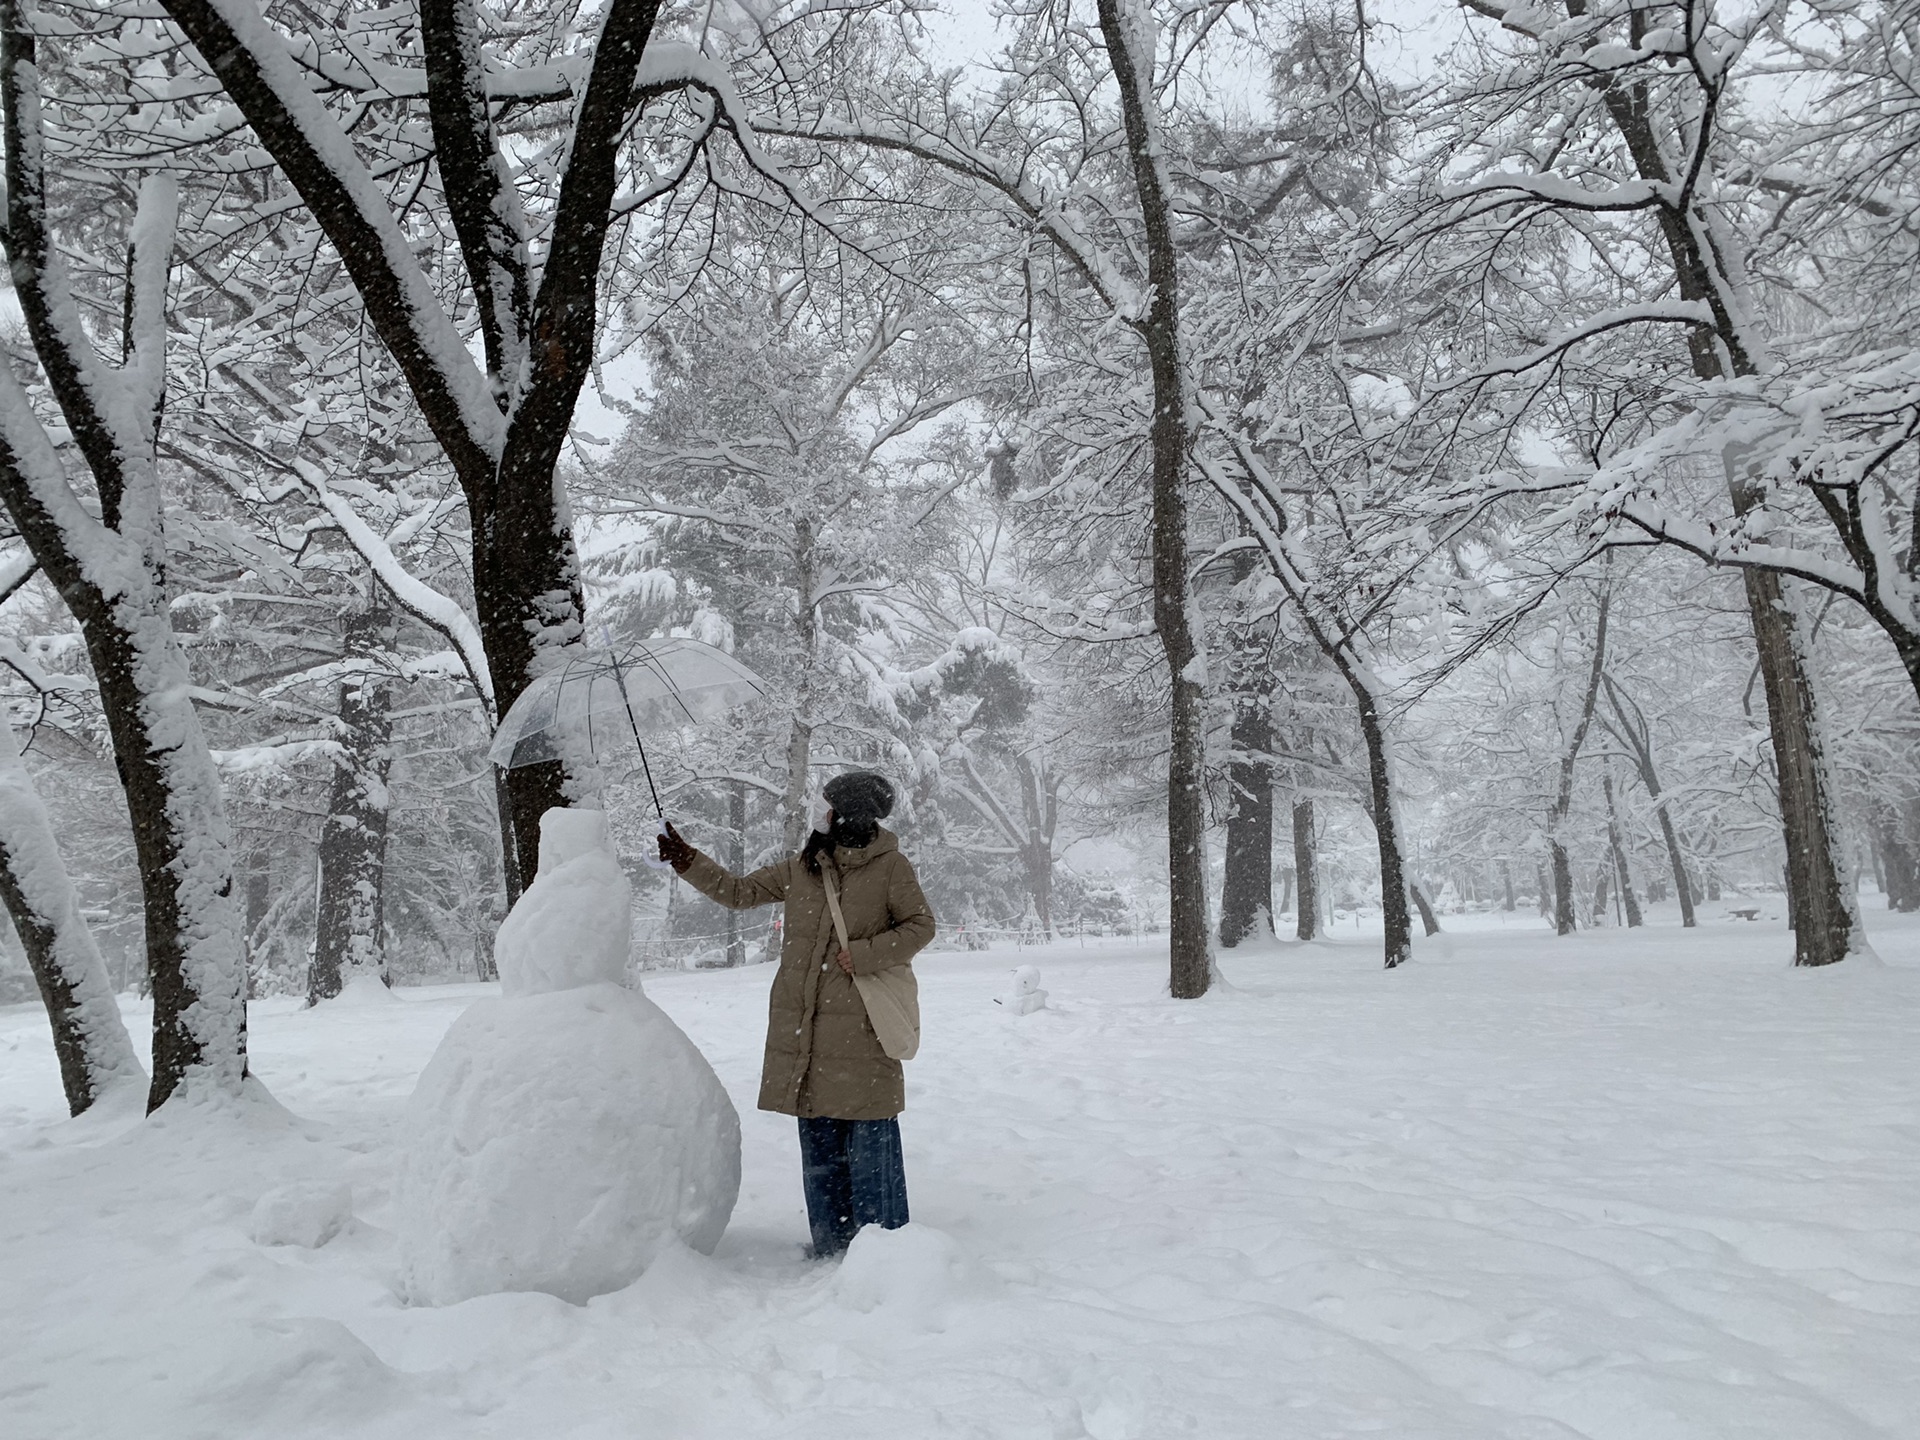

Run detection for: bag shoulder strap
[[820, 864, 851, 951]]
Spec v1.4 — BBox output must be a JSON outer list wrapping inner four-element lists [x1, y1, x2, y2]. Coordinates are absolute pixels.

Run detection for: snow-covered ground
[[4, 906, 1918, 1439]]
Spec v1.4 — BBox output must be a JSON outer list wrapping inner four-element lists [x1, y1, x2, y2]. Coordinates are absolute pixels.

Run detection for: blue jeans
[[797, 1116, 909, 1257]]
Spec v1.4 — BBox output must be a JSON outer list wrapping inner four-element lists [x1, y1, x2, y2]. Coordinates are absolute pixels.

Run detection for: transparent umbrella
[[488, 636, 769, 817]]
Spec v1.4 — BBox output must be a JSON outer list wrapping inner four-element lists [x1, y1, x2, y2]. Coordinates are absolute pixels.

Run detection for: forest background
[[1, 0, 1915, 1115]]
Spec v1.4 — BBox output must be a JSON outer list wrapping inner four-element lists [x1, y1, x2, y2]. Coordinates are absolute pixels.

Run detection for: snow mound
[[997, 964, 1048, 1014], [495, 809, 632, 996], [395, 983, 740, 1306], [249, 1181, 353, 1248], [829, 1223, 983, 1327], [332, 973, 397, 1006]]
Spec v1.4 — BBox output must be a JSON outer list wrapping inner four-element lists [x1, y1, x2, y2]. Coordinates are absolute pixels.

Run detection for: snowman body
[[395, 809, 741, 1305]]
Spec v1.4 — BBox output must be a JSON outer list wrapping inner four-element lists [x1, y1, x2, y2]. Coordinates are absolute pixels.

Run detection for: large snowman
[[395, 807, 740, 1305]]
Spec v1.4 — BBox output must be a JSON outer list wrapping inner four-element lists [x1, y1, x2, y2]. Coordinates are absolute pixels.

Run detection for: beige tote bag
[[822, 865, 920, 1062]]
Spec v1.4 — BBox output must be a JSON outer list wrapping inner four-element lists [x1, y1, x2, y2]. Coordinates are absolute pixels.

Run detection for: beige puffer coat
[[680, 828, 934, 1120]]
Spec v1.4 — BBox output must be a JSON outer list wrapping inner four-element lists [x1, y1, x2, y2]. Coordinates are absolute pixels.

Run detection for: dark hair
[[801, 812, 881, 875]]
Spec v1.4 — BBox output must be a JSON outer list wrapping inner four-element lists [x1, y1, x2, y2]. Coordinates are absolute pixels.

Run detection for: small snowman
[[996, 964, 1048, 1015], [395, 807, 741, 1306]]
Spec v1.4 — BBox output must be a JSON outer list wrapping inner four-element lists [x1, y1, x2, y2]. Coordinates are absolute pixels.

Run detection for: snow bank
[[829, 1223, 986, 1329], [395, 983, 740, 1305], [248, 1180, 353, 1248]]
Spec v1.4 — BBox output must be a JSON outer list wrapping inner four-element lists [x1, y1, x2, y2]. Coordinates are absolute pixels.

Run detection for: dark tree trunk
[[1739, 563, 1851, 963], [1409, 882, 1441, 937], [1292, 798, 1318, 942], [1219, 595, 1275, 947], [1875, 816, 1920, 911], [1349, 673, 1413, 967], [727, 780, 748, 965], [1098, 0, 1209, 997], [1657, 807, 1695, 926], [1551, 842, 1577, 935], [309, 601, 395, 1004], [1600, 676, 1693, 927], [1018, 756, 1059, 938], [1550, 591, 1611, 937], [1501, 860, 1516, 912], [1602, 771, 1643, 928]]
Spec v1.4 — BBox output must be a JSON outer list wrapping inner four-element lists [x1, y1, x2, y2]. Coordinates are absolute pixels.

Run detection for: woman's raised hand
[[657, 820, 696, 873]]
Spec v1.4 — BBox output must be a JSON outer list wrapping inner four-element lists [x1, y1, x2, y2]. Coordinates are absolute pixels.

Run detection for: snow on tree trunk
[[0, 33, 249, 1110], [1218, 559, 1275, 949], [309, 602, 395, 1003], [0, 720, 144, 1114]]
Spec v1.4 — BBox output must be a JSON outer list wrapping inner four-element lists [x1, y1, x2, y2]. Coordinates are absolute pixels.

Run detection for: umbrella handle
[[641, 816, 675, 872], [603, 626, 664, 818]]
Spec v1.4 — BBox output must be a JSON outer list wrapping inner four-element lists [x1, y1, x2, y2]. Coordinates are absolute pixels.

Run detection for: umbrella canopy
[[488, 638, 769, 783]]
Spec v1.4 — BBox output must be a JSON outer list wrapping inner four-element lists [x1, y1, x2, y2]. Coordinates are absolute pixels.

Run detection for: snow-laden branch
[[1438, 301, 1718, 388], [303, 474, 495, 711]]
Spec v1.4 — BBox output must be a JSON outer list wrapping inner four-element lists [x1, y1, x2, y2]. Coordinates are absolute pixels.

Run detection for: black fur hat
[[824, 770, 895, 823]]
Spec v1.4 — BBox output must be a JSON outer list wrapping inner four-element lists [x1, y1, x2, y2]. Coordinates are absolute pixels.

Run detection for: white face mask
[[811, 798, 832, 835]]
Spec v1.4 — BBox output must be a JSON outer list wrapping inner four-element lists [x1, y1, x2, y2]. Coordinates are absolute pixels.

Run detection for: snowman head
[[538, 807, 611, 875]]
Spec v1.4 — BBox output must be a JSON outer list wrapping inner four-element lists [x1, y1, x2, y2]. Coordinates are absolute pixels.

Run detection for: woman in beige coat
[[658, 770, 934, 1257]]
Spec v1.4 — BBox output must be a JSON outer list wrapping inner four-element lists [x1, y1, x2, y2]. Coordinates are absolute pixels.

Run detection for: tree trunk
[[1409, 882, 1441, 937], [727, 780, 748, 965], [1098, 0, 1209, 997], [1536, 863, 1552, 918], [1602, 770, 1643, 928], [309, 601, 395, 1004], [1599, 676, 1692, 927], [1348, 669, 1413, 967], [156, 0, 681, 883], [784, 518, 819, 854], [1218, 603, 1275, 947], [0, 721, 144, 1113], [1875, 815, 1920, 911], [1591, 866, 1611, 926], [1018, 755, 1058, 938], [1550, 591, 1610, 936], [1292, 798, 1318, 942], [1501, 859, 1516, 912], [1737, 560, 1853, 964], [0, 63, 248, 1111], [1597, 71, 1854, 964]]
